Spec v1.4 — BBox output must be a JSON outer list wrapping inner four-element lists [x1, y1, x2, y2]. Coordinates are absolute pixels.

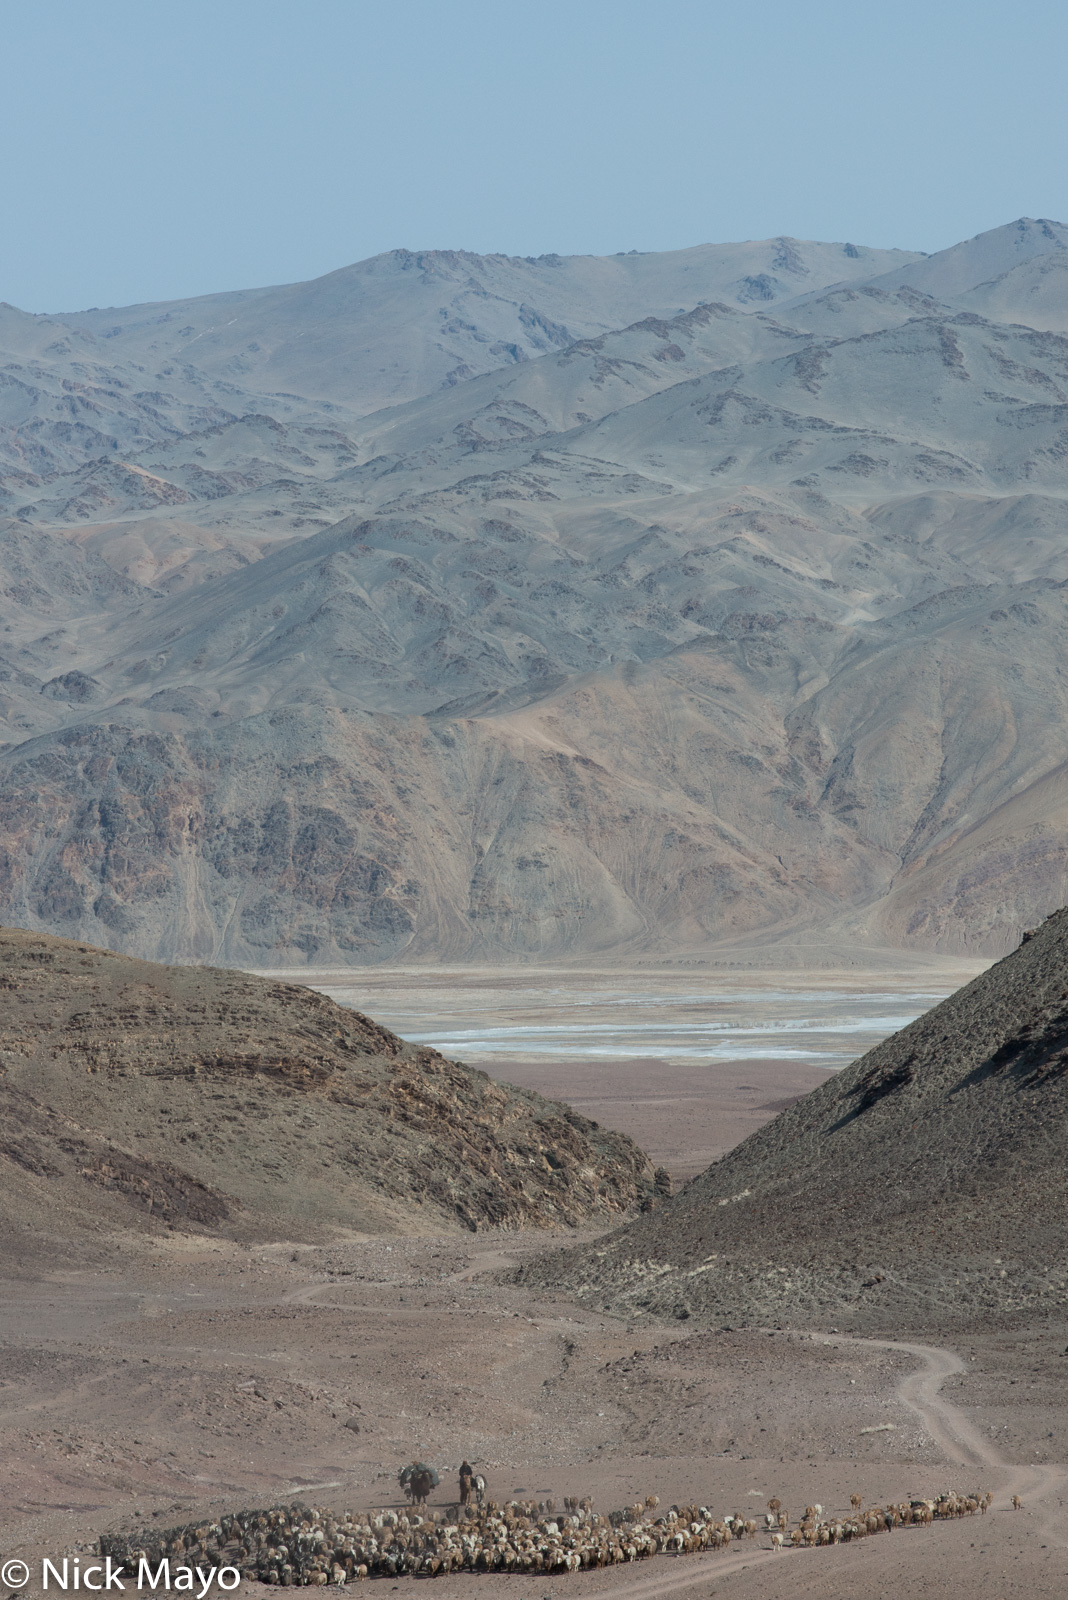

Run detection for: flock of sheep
[[99, 1483, 996, 1584], [761, 1488, 995, 1550]]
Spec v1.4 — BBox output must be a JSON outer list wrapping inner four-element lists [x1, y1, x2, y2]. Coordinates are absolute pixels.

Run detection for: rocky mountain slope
[[36, 236, 917, 415], [2, 219, 1068, 962], [518, 906, 1068, 1332], [0, 926, 659, 1267]]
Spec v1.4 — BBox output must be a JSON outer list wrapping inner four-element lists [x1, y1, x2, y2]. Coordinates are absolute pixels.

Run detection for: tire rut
[[583, 1328, 1068, 1598]]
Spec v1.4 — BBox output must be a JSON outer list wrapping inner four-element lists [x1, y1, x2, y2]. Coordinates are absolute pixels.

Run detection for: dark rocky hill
[[0, 927, 658, 1269], [519, 908, 1068, 1332]]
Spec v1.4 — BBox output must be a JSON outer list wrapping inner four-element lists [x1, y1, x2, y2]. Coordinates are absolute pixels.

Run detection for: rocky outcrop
[[0, 927, 657, 1264], [520, 907, 1068, 1332]]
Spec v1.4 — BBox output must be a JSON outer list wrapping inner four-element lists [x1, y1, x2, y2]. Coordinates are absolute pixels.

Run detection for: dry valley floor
[[2, 1224, 1066, 1597]]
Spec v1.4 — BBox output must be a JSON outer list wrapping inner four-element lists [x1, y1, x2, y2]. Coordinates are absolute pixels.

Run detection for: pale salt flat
[[292, 958, 988, 1074]]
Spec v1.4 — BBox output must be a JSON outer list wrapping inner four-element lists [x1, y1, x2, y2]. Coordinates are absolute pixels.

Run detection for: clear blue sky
[[3, 0, 1066, 312]]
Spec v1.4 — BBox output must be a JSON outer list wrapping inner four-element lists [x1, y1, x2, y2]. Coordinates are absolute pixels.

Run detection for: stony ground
[[523, 909, 1068, 1331], [2, 1228, 1067, 1599], [4, 937, 1068, 1597], [0, 927, 658, 1259]]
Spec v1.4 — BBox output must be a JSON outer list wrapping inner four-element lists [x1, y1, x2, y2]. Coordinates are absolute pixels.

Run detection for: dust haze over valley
[[5, 218, 1068, 965]]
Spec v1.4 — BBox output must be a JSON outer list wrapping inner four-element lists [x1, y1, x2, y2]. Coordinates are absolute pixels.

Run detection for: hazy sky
[[3, 0, 1066, 312]]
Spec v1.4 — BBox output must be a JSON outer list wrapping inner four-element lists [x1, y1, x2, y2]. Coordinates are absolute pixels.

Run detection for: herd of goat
[[99, 1481, 1000, 1584]]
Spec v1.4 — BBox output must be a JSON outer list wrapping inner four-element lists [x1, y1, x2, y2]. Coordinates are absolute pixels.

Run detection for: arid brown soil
[[484, 1055, 834, 1182], [2, 1231, 1067, 1599], [523, 909, 1068, 1331], [0, 927, 658, 1264], [4, 935, 1068, 1596]]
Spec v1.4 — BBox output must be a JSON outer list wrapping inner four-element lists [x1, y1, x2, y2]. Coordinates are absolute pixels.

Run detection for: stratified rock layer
[[0, 926, 656, 1264], [5, 221, 1068, 962]]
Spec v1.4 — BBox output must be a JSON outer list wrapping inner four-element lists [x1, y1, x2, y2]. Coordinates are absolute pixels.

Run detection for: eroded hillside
[[0, 926, 658, 1268], [519, 906, 1068, 1331], [2, 220, 1068, 960]]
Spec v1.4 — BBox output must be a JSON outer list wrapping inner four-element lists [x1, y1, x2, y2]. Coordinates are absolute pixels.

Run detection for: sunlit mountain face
[[3, 219, 1068, 966]]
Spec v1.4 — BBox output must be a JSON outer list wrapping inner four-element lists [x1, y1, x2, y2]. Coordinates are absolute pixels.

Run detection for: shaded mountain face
[[0, 926, 657, 1268], [517, 907, 1068, 1333], [3, 220, 1068, 962]]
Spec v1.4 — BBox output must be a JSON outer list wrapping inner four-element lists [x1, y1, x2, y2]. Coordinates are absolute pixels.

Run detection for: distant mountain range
[[2, 218, 1068, 964]]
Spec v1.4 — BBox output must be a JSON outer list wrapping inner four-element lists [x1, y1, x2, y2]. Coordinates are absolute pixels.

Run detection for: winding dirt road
[[275, 1242, 1067, 1594], [827, 1332, 1068, 1549], [565, 1328, 1068, 1599]]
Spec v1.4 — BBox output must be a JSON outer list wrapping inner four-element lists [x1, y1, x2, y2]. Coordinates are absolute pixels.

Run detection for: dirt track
[[558, 1321, 1068, 1600], [211, 1244, 1068, 1597], [3, 1230, 1068, 1598], [4, 1016, 1068, 1600]]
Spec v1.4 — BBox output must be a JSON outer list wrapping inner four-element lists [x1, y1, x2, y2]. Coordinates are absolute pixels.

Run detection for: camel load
[[398, 1462, 440, 1505]]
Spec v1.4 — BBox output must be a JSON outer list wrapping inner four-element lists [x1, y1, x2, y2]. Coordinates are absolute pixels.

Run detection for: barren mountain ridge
[[2, 219, 1068, 961]]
